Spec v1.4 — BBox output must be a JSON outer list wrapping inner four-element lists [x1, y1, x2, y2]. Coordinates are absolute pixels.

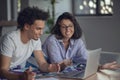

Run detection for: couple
[[0, 6, 120, 80]]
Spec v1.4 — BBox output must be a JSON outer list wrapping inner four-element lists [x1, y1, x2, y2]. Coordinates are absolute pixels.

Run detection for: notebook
[[35, 48, 101, 79]]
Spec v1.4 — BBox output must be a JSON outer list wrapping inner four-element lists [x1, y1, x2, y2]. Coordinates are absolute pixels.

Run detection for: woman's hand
[[100, 61, 120, 70], [59, 59, 73, 71], [62, 59, 73, 66], [48, 63, 60, 72]]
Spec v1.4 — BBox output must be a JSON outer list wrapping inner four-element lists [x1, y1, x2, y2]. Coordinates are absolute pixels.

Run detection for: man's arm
[[33, 50, 60, 72], [0, 54, 36, 80], [0, 54, 21, 80]]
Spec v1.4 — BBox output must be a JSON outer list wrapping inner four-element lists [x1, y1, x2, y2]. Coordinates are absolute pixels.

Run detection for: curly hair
[[17, 6, 49, 30], [51, 12, 82, 39]]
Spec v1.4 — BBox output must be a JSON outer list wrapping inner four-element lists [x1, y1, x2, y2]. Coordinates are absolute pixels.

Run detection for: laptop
[[57, 48, 101, 79], [35, 48, 101, 79]]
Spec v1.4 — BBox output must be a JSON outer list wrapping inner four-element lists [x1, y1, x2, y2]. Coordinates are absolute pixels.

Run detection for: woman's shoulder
[[72, 38, 85, 45], [73, 38, 83, 42], [42, 34, 59, 46], [47, 34, 56, 40]]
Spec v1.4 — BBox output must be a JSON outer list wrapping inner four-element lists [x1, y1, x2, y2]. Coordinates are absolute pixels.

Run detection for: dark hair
[[17, 6, 49, 30], [51, 12, 82, 39]]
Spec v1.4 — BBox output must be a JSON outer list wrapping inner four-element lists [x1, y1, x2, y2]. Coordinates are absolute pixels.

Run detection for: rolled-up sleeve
[[72, 39, 88, 64]]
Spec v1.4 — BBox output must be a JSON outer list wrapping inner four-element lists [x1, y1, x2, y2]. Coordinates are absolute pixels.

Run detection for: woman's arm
[[42, 36, 63, 63], [73, 39, 88, 64]]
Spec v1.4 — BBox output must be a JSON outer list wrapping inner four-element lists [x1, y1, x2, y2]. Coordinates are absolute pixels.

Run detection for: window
[[17, 0, 21, 12], [72, 0, 113, 16]]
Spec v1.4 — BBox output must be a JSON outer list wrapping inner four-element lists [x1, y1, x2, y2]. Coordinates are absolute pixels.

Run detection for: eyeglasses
[[61, 25, 74, 29]]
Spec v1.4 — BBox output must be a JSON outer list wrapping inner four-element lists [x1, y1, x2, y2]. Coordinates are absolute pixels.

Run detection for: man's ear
[[24, 24, 30, 30]]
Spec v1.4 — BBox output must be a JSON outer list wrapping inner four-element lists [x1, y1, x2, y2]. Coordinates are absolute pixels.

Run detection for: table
[[96, 70, 120, 80], [36, 70, 120, 80]]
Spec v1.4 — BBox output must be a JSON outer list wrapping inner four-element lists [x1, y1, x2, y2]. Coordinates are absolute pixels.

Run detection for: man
[[0, 7, 60, 80]]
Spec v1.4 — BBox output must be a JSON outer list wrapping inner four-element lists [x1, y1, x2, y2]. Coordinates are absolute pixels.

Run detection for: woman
[[42, 12, 120, 71]]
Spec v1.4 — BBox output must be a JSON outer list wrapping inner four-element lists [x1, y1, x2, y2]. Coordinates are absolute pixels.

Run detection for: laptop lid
[[83, 48, 101, 79]]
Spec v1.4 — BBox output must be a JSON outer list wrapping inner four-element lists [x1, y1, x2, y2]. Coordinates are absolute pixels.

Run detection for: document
[[36, 77, 59, 80]]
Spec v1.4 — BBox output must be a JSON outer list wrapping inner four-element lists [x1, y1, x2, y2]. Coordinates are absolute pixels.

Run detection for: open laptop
[[57, 48, 101, 79], [35, 48, 101, 79]]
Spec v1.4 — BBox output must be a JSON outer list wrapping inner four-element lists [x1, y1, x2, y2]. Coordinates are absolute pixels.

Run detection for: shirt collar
[[58, 39, 74, 46]]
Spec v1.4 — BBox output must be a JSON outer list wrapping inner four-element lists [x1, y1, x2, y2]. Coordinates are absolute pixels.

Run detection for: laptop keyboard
[[59, 70, 85, 78], [62, 63, 86, 72], [57, 63, 86, 78], [35, 63, 86, 79]]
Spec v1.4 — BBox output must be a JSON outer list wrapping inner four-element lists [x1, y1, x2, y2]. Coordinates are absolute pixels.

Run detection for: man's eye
[[62, 26, 66, 28]]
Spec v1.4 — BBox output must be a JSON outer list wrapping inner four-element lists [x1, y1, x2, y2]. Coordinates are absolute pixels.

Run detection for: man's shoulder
[[30, 38, 41, 45], [0, 30, 20, 44], [3, 30, 19, 38]]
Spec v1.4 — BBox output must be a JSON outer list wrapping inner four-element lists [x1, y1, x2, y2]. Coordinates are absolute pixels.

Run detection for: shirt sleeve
[[34, 38, 42, 51], [72, 39, 88, 64], [42, 36, 63, 63], [0, 35, 15, 57], [79, 39, 88, 60]]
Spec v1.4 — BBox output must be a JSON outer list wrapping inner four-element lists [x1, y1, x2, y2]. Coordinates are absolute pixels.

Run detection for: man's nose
[[40, 30, 43, 35]]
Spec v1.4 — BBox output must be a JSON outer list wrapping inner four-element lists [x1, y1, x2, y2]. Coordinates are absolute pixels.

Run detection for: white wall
[[29, 0, 72, 21], [54, 0, 72, 20], [29, 0, 49, 11]]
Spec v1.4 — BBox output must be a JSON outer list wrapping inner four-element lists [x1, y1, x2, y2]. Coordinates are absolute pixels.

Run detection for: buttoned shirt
[[42, 34, 88, 64]]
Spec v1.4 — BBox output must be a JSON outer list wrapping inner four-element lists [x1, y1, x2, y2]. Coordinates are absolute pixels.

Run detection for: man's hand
[[21, 67, 36, 80], [48, 64, 60, 72]]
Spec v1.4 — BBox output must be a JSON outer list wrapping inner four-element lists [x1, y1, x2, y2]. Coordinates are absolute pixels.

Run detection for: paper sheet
[[36, 77, 59, 80]]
